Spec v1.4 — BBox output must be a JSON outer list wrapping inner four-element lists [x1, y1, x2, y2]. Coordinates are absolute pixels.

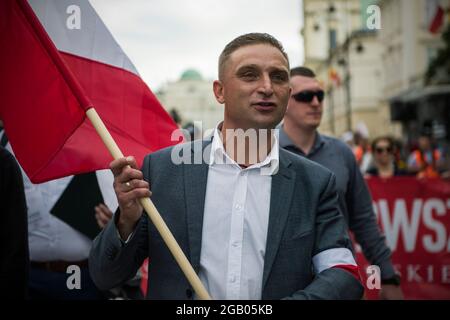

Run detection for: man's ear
[[286, 86, 293, 111], [213, 80, 225, 104]]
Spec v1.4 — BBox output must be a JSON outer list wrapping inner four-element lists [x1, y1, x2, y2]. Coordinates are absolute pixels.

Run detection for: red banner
[[357, 177, 450, 299]]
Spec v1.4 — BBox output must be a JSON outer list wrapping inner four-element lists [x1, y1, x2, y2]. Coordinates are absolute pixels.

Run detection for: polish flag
[[0, 0, 179, 183], [427, 0, 445, 34]]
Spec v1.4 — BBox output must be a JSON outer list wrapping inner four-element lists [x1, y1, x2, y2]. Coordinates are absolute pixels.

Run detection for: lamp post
[[344, 38, 352, 132], [327, 86, 336, 135]]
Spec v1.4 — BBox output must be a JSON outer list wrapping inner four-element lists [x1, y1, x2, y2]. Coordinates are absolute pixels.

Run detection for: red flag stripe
[[429, 5, 444, 33], [332, 264, 361, 281], [28, 52, 178, 182]]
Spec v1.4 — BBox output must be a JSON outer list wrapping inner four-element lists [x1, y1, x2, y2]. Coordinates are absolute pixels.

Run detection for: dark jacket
[[89, 140, 363, 300]]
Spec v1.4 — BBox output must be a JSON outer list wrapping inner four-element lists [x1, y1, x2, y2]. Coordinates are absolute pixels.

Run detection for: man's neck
[[220, 120, 274, 166], [283, 120, 317, 155]]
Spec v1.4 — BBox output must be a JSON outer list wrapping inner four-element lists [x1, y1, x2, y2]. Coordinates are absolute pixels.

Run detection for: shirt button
[[230, 275, 236, 283], [235, 204, 242, 210], [233, 242, 239, 247]]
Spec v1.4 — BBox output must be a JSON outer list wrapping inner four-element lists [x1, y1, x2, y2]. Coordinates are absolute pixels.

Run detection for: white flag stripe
[[312, 248, 357, 274], [96, 169, 118, 212], [28, 0, 139, 75]]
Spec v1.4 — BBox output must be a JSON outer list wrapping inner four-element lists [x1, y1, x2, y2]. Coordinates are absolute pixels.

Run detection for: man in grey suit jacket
[[89, 33, 363, 300]]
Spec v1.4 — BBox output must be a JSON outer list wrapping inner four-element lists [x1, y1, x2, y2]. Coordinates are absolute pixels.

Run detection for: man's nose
[[310, 95, 321, 107], [258, 74, 273, 96]]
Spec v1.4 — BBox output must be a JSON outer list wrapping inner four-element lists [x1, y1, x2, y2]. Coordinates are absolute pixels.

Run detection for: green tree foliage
[[426, 25, 450, 85]]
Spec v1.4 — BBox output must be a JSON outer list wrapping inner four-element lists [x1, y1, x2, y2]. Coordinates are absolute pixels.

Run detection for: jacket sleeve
[[284, 173, 364, 300], [345, 153, 396, 280], [88, 154, 152, 291]]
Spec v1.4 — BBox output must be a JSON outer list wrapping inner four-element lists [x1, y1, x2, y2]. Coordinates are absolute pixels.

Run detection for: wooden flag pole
[[86, 108, 212, 300]]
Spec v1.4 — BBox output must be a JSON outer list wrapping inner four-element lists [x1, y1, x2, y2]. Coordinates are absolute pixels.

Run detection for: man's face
[[418, 136, 432, 150], [285, 75, 324, 130], [213, 44, 291, 130]]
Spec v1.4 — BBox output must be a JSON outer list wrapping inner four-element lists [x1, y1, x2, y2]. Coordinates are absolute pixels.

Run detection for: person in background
[[366, 136, 409, 178], [407, 129, 445, 178], [0, 144, 29, 299], [1, 125, 116, 299], [341, 131, 354, 148], [169, 108, 182, 128], [353, 131, 373, 173], [280, 66, 403, 299], [392, 139, 408, 172], [182, 122, 202, 141]]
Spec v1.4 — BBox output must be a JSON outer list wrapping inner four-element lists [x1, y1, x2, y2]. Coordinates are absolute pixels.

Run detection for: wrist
[[381, 272, 401, 286], [116, 211, 138, 240]]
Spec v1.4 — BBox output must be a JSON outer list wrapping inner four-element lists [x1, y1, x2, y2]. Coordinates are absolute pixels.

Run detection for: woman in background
[[366, 136, 408, 178]]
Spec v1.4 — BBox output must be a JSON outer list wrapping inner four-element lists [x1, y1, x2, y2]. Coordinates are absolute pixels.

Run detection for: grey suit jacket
[[89, 139, 364, 300]]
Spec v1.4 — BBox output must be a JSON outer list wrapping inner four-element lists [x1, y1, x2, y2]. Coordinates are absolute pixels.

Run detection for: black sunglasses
[[375, 147, 392, 154], [292, 90, 325, 103]]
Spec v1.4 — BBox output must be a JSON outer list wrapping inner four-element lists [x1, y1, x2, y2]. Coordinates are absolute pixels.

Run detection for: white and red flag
[[0, 0, 178, 183], [427, 0, 445, 34]]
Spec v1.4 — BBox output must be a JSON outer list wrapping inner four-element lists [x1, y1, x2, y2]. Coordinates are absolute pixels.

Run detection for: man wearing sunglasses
[[279, 67, 403, 300]]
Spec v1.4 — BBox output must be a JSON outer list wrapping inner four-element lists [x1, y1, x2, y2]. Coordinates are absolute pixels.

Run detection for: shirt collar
[[209, 122, 279, 175], [278, 124, 325, 156]]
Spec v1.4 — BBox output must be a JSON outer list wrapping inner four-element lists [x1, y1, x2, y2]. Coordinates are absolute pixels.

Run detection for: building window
[[329, 29, 337, 50]]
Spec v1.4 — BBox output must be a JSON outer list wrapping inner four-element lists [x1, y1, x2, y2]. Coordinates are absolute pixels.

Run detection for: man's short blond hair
[[218, 33, 289, 80]]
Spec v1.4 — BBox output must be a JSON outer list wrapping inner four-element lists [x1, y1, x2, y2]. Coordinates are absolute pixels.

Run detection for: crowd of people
[[345, 129, 447, 179]]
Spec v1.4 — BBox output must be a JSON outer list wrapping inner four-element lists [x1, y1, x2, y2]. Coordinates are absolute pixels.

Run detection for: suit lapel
[[184, 140, 211, 271], [262, 151, 296, 290]]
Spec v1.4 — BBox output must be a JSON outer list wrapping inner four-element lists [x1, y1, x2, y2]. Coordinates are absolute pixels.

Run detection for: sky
[[89, 0, 305, 91]]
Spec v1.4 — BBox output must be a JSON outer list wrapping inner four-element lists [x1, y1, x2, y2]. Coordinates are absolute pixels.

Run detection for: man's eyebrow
[[235, 64, 289, 76], [269, 66, 289, 74], [235, 64, 259, 73]]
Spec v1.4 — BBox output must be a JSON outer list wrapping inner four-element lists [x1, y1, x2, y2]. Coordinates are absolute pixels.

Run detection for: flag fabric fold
[[0, 0, 178, 183]]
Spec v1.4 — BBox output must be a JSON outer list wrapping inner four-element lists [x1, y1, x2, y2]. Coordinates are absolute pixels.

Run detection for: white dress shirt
[[198, 126, 279, 300]]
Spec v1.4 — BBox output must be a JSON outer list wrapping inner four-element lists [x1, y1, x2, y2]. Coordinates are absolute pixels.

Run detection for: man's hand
[[110, 156, 151, 240], [95, 203, 113, 229], [379, 284, 404, 300]]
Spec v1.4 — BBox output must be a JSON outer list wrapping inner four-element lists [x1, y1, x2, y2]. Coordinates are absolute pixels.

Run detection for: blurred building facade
[[156, 69, 222, 132], [303, 0, 390, 138], [302, 0, 449, 141], [383, 0, 450, 143]]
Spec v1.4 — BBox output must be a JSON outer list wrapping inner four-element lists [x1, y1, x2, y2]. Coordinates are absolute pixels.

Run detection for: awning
[[389, 84, 450, 121], [390, 84, 450, 104]]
